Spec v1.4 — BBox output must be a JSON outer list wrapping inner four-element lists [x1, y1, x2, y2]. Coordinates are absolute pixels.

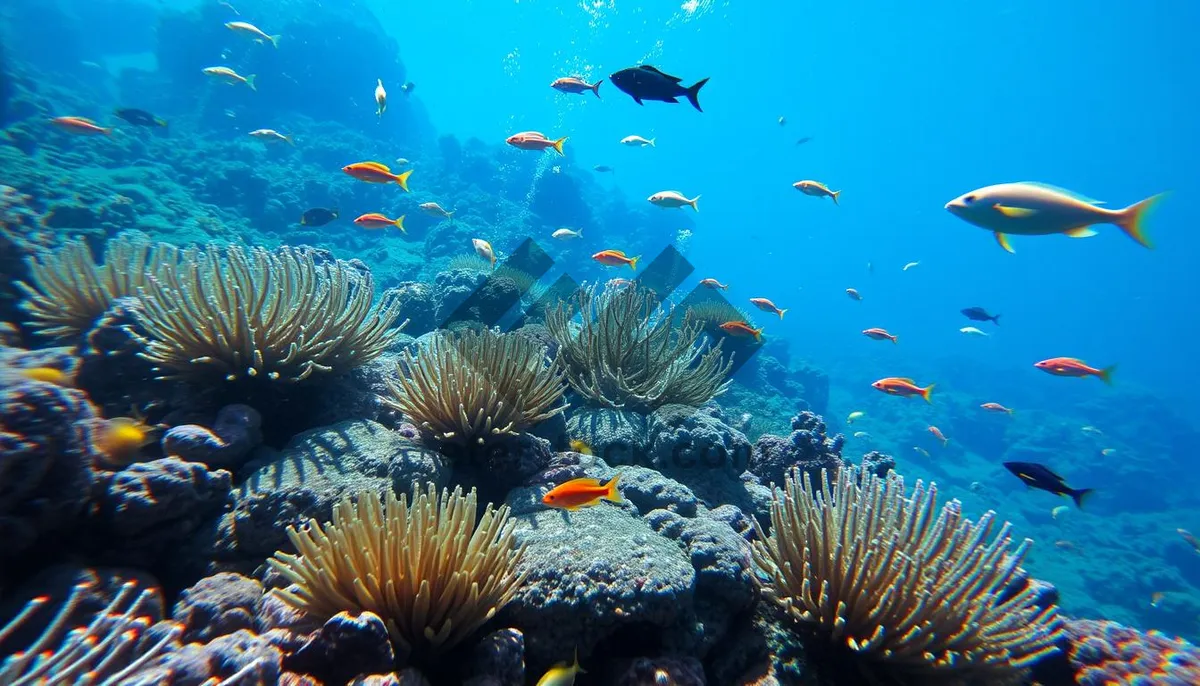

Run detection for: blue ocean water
[[2, 0, 1200, 680]]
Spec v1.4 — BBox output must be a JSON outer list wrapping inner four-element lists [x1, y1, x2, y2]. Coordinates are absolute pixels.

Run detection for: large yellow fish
[[945, 182, 1167, 253]]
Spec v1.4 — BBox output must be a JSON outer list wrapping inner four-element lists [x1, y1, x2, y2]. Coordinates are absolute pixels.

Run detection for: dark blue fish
[[795, 136, 813, 146], [114, 108, 167, 128], [609, 65, 709, 112], [300, 207, 339, 226], [1003, 461, 1093, 508], [961, 306, 1000, 325]]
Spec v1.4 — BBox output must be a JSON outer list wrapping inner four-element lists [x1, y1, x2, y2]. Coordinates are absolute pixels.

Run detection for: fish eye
[[963, 194, 976, 204]]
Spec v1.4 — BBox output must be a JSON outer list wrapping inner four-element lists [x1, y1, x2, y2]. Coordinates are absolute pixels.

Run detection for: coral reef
[[161, 403, 264, 471], [749, 410, 846, 488], [1039, 618, 1200, 685]]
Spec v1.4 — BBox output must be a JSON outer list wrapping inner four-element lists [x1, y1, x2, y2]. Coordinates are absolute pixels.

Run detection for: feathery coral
[[17, 235, 180, 339], [546, 284, 732, 411], [131, 244, 405, 382], [382, 327, 567, 445], [751, 467, 1065, 684], [267, 484, 528, 655]]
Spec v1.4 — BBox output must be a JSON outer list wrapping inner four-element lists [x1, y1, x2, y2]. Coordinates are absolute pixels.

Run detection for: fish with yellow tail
[[1003, 461, 1093, 508], [202, 66, 257, 90], [536, 649, 586, 686], [374, 79, 387, 117], [871, 377, 934, 402], [945, 182, 1168, 253], [648, 190, 699, 211], [224, 21, 280, 48], [793, 180, 840, 205], [473, 238, 497, 267], [506, 131, 567, 155], [542, 475, 623, 511], [981, 402, 1014, 415], [749, 297, 787, 319], [592, 249, 639, 270], [862, 327, 897, 344], [353, 213, 405, 233], [552, 76, 602, 98], [1034, 357, 1116, 385], [420, 202, 455, 220], [342, 161, 412, 191], [719, 321, 763, 342]]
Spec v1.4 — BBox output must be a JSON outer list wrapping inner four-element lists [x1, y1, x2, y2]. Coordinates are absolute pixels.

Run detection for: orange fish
[[862, 327, 897, 344], [719, 321, 763, 341], [92, 415, 163, 466], [749, 298, 787, 319], [981, 402, 1014, 415], [506, 131, 567, 156], [1034, 357, 1115, 385], [354, 213, 405, 232], [592, 249, 640, 270], [699, 278, 728, 290], [871, 377, 934, 403], [51, 116, 111, 135], [542, 475, 623, 511], [18, 367, 74, 386], [342, 161, 413, 191], [928, 425, 948, 446]]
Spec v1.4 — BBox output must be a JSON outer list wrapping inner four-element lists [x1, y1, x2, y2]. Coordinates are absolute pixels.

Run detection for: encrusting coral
[[267, 483, 528, 658], [751, 467, 1066, 684], [383, 327, 567, 446], [131, 243, 406, 383], [546, 284, 733, 411]]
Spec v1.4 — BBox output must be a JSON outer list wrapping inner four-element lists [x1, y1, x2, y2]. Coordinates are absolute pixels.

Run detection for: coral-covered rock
[[1032, 618, 1200, 686], [648, 404, 753, 476], [566, 407, 652, 465], [172, 572, 264, 644], [161, 404, 263, 471], [76, 296, 173, 418], [749, 410, 845, 488], [463, 628, 525, 686], [285, 611, 396, 685], [388, 282, 437, 336], [137, 628, 283, 686], [615, 466, 699, 517], [615, 656, 705, 686], [859, 450, 896, 478]]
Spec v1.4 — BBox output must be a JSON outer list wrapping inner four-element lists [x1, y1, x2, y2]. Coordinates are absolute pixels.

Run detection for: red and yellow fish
[[51, 116, 111, 136], [980, 402, 1014, 415], [719, 321, 763, 342], [542, 475, 623, 511], [872, 377, 934, 403], [862, 327, 897, 344], [1034, 357, 1115, 385], [506, 131, 567, 156], [749, 297, 786, 319], [928, 425, 948, 446], [353, 213, 405, 232], [592, 249, 639, 270], [342, 161, 413, 191]]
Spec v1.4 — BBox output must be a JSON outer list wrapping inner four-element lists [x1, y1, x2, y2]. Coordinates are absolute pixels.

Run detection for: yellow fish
[[536, 650, 585, 686], [568, 439, 593, 456]]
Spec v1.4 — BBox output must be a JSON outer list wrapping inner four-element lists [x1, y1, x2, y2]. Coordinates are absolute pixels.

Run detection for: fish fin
[[603, 474, 623, 503], [395, 215, 406, 233], [993, 232, 1014, 253], [922, 384, 935, 403], [284, 134, 295, 146], [634, 96, 644, 105], [1063, 226, 1097, 238], [629, 255, 640, 271], [553, 136, 567, 156], [1098, 364, 1116, 385], [753, 328, 763, 342], [396, 169, 413, 192], [157, 119, 169, 129], [245, 74, 257, 91], [1071, 488, 1094, 509], [831, 190, 841, 206], [592, 79, 603, 98], [992, 314, 1001, 325], [896, 377, 916, 383], [891, 335, 897, 344], [649, 138, 656, 147], [689, 195, 700, 212], [992, 204, 1036, 218], [684, 77, 709, 112], [778, 309, 786, 320], [1116, 192, 1167, 249]]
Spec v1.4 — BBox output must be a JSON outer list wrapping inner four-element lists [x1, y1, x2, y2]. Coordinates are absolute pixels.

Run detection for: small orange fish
[[928, 425, 948, 446], [542, 475, 623, 511], [592, 250, 640, 270], [846, 288, 862, 301], [1034, 357, 1115, 385], [342, 161, 413, 191], [699, 278, 728, 290], [18, 367, 74, 386], [872, 377, 934, 403], [749, 298, 787, 319], [92, 415, 162, 466], [719, 321, 763, 341], [506, 131, 567, 156], [981, 402, 1014, 415], [354, 213, 406, 232], [51, 116, 112, 135], [862, 327, 897, 344]]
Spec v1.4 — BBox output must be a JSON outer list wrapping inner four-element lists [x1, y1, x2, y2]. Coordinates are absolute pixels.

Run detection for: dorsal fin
[[638, 65, 683, 81]]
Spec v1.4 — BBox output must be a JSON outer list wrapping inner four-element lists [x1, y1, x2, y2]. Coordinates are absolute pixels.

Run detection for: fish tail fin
[[603, 474, 623, 503], [284, 134, 295, 146], [577, 227, 582, 237], [395, 215, 406, 233], [245, 74, 257, 91], [396, 169, 413, 192], [1116, 192, 1167, 248], [992, 314, 1001, 325], [157, 119, 169, 129], [922, 384, 935, 403], [778, 308, 786, 320], [270, 34, 282, 49], [102, 127, 113, 136], [1098, 364, 1116, 385], [689, 195, 700, 212], [628, 255, 640, 271], [592, 79, 603, 98], [1071, 488, 1094, 509], [447, 210, 456, 222], [684, 77, 709, 112], [890, 335, 898, 344], [553, 136, 567, 156], [831, 190, 841, 206], [649, 138, 656, 147], [753, 328, 764, 342]]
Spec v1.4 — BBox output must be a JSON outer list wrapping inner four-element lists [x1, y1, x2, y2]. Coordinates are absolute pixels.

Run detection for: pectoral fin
[[993, 204, 1038, 218], [994, 232, 1015, 253], [1063, 226, 1098, 238]]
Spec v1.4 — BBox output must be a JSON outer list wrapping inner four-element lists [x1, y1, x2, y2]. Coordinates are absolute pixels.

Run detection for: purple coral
[[749, 410, 845, 488], [1055, 619, 1200, 686]]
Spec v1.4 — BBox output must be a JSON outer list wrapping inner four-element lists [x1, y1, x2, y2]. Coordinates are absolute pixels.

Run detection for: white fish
[[959, 326, 989, 337], [1051, 505, 1069, 520], [853, 431, 871, 439], [846, 411, 864, 424], [472, 238, 496, 266], [778, 116, 786, 126], [394, 157, 410, 166], [203, 66, 256, 90], [902, 261, 920, 271], [552, 228, 582, 240], [248, 129, 293, 145], [225, 21, 280, 48], [620, 135, 655, 147], [375, 79, 387, 117], [420, 202, 454, 219], [648, 190, 699, 212]]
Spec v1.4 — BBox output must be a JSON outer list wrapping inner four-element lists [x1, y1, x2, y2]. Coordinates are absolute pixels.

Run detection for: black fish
[[609, 65, 709, 112], [795, 136, 813, 146], [115, 108, 167, 128], [400, 82, 415, 96], [300, 207, 338, 226], [1003, 462, 1093, 508], [961, 306, 1000, 325]]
